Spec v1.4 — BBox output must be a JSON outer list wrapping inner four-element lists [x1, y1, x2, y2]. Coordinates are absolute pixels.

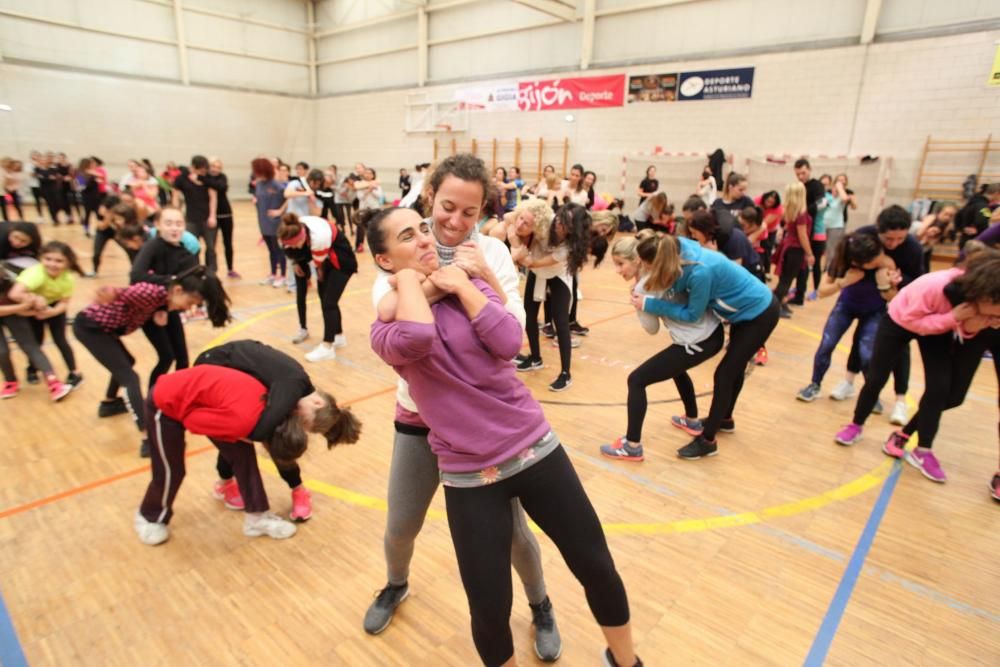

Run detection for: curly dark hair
[[552, 203, 592, 275]]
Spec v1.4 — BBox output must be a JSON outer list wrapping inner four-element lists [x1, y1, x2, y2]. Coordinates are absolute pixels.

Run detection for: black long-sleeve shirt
[[130, 236, 198, 285], [194, 339, 315, 442]]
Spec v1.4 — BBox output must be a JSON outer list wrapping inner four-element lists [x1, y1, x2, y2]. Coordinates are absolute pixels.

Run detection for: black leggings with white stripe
[[72, 317, 145, 432]]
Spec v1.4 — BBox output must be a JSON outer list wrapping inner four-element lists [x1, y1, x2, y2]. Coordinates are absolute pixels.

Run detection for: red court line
[[0, 385, 397, 521]]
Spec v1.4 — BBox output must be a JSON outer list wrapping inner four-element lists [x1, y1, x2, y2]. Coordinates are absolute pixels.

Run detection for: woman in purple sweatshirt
[[369, 206, 640, 667]]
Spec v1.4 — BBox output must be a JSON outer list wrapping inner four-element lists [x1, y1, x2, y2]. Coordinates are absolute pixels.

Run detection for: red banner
[[517, 74, 626, 112]]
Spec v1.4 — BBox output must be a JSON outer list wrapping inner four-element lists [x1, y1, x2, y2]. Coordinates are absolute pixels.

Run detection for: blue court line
[[803, 460, 904, 666], [0, 586, 28, 667]]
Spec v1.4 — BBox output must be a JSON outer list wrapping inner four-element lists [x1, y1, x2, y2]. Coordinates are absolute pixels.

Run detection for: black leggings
[[1, 191, 23, 221], [92, 227, 121, 274], [795, 238, 826, 295], [217, 215, 235, 271], [295, 260, 351, 341], [28, 311, 75, 373], [524, 272, 572, 373], [847, 319, 910, 395], [73, 318, 145, 432], [217, 453, 302, 488], [81, 195, 101, 233], [141, 311, 189, 389], [774, 247, 804, 303], [569, 274, 580, 323], [626, 324, 725, 442], [703, 297, 781, 441], [30, 187, 43, 217], [0, 315, 54, 380], [263, 235, 286, 276], [444, 445, 629, 666]]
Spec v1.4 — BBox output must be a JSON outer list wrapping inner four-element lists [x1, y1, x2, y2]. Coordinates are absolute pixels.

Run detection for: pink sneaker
[[290, 486, 312, 521], [0, 381, 18, 399], [905, 448, 946, 483], [882, 431, 908, 458], [212, 478, 245, 510], [47, 376, 71, 402], [835, 423, 863, 446]]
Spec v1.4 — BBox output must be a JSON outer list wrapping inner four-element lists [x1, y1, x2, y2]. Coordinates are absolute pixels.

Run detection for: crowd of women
[[2, 149, 998, 667]]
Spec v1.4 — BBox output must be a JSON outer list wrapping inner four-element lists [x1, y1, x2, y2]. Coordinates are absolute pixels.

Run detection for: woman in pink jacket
[[835, 248, 1000, 483]]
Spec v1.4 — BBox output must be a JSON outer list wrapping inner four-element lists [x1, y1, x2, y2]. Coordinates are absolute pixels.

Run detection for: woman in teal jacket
[[634, 236, 779, 459]]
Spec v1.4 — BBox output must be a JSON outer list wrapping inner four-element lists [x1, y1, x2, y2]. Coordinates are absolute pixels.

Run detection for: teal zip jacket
[[642, 237, 773, 323]]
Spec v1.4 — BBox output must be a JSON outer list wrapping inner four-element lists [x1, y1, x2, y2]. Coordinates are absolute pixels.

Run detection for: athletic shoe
[[48, 377, 71, 402], [548, 372, 572, 392], [26, 367, 39, 384], [1, 381, 18, 399], [227, 270, 242, 279], [797, 383, 821, 402], [187, 306, 207, 322], [990, 474, 1000, 501], [333, 333, 347, 348], [779, 304, 793, 319], [829, 380, 855, 401], [271, 276, 284, 288], [905, 448, 946, 483], [291, 328, 310, 344], [787, 288, 797, 301], [671, 415, 704, 436], [569, 322, 590, 336], [305, 344, 337, 362], [516, 357, 544, 372], [889, 400, 908, 426], [529, 596, 562, 662], [134, 513, 169, 546], [872, 399, 885, 415], [259, 274, 276, 286], [753, 346, 768, 366], [98, 397, 128, 418], [66, 371, 84, 390], [806, 290, 818, 301], [602, 647, 644, 667], [139, 438, 150, 458], [600, 437, 644, 462], [363, 582, 410, 635], [213, 478, 245, 510], [882, 431, 908, 459], [82, 271, 97, 278], [541, 323, 555, 338], [677, 436, 718, 460], [551, 336, 581, 349], [290, 486, 313, 522], [719, 418, 736, 433], [243, 512, 297, 539], [835, 423, 863, 446]]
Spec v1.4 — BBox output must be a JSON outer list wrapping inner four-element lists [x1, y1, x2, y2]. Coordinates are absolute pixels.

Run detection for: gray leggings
[[0, 315, 54, 381], [385, 425, 547, 605]]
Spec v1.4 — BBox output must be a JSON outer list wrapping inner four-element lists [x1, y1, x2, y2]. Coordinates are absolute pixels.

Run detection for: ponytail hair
[[310, 389, 362, 447], [268, 417, 310, 469], [644, 234, 685, 292], [277, 212, 304, 242], [827, 231, 882, 278], [39, 241, 84, 275], [170, 265, 232, 327]]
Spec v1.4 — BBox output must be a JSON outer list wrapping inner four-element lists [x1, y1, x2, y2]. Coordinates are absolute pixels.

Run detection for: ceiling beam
[[511, 0, 576, 22]]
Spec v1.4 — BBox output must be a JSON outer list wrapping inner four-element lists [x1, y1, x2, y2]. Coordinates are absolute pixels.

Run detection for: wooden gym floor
[[0, 202, 997, 666]]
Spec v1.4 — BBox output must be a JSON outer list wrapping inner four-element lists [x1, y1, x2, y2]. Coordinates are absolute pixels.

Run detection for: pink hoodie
[[888, 267, 975, 339]]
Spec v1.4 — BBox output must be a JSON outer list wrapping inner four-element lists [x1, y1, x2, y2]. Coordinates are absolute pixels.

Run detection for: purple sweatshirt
[[370, 279, 551, 473]]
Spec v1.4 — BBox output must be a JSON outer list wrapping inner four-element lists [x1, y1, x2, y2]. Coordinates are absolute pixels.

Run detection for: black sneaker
[[677, 435, 718, 460], [66, 372, 84, 390], [541, 323, 555, 338], [363, 582, 409, 635], [548, 372, 572, 392], [569, 321, 590, 336], [602, 647, 644, 667], [26, 367, 39, 385], [516, 357, 544, 372], [719, 418, 736, 433], [529, 596, 562, 662], [779, 304, 793, 319], [139, 438, 151, 458], [98, 397, 128, 418]]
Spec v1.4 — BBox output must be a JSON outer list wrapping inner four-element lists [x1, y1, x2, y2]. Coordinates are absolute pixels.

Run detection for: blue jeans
[[811, 300, 882, 386]]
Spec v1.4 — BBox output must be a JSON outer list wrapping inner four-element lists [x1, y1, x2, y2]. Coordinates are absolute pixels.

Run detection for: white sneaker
[[134, 513, 169, 545], [286, 275, 296, 293], [889, 400, 908, 426], [244, 512, 297, 539], [271, 276, 284, 288], [292, 328, 310, 344], [333, 333, 347, 348], [305, 344, 337, 362], [258, 275, 275, 286], [830, 380, 856, 401]]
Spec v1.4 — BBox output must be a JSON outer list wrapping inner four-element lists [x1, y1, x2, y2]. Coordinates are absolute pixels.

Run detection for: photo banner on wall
[[678, 67, 755, 101], [628, 73, 679, 103], [455, 84, 519, 112], [517, 74, 626, 111]]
